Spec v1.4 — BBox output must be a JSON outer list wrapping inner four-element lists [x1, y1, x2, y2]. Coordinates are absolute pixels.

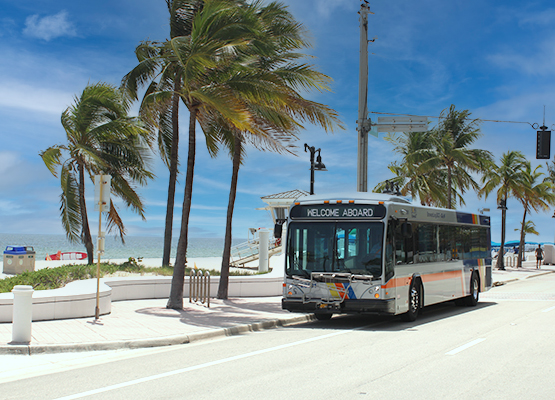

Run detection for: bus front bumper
[[282, 297, 395, 315]]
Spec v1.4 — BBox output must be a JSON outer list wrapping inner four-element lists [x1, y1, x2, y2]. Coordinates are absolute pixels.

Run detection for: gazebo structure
[[258, 189, 310, 224], [230, 189, 309, 267]]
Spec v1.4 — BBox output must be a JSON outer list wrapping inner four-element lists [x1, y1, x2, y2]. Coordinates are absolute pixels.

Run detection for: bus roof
[[294, 192, 411, 205]]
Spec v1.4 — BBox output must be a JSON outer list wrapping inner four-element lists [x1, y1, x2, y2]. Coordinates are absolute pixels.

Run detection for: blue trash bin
[[3, 245, 35, 274]]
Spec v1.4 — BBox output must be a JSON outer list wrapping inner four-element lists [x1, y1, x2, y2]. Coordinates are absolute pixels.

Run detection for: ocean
[[0, 233, 246, 260]]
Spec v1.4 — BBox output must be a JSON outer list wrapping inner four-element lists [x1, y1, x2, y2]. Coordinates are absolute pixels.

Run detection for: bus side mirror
[[274, 223, 283, 239], [402, 222, 413, 238]]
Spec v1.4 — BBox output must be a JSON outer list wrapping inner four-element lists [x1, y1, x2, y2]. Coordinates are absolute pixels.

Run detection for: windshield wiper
[[290, 269, 310, 279]]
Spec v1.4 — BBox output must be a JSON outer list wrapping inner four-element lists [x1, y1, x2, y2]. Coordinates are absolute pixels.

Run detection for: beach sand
[[0, 255, 284, 279]]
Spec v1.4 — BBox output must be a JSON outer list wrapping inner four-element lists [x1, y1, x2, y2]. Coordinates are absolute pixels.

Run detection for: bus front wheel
[[402, 280, 421, 322]]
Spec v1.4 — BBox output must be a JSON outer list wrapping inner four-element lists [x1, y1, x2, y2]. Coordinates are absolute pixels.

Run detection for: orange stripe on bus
[[382, 270, 463, 289], [421, 270, 463, 283]]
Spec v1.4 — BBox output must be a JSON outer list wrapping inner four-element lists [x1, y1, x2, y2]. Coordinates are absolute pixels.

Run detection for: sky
[[2, 0, 555, 245]]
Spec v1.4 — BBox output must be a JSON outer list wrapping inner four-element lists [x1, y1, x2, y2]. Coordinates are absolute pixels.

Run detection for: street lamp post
[[304, 143, 327, 195], [497, 199, 508, 270]]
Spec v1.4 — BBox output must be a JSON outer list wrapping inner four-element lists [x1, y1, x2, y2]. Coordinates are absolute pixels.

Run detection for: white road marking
[[542, 305, 555, 313], [52, 324, 377, 400], [445, 338, 486, 356]]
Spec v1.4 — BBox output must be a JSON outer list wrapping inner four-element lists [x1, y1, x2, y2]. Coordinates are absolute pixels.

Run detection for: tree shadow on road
[[134, 297, 294, 330]]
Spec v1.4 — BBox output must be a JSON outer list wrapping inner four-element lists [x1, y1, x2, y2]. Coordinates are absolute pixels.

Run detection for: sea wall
[[0, 255, 285, 323]]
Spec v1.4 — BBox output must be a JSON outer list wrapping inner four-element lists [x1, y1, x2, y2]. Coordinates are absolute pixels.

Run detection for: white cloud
[[314, 0, 357, 19], [488, 36, 555, 77], [0, 17, 17, 37], [0, 81, 72, 115], [0, 151, 19, 175], [518, 8, 555, 26], [23, 11, 76, 41]]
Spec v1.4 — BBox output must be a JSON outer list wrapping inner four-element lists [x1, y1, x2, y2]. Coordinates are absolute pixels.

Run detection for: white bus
[[281, 193, 492, 321]]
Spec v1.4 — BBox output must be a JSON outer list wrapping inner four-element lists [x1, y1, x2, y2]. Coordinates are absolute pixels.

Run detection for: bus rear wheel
[[464, 273, 480, 306], [402, 280, 421, 322], [455, 273, 479, 307]]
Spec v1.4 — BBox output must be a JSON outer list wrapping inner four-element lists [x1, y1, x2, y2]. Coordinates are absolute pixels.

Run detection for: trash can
[[543, 244, 555, 265], [3, 246, 35, 274]]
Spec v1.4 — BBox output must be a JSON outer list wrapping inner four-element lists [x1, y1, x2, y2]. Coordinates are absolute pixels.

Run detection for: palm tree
[[514, 162, 555, 268], [479, 151, 527, 270], [418, 105, 493, 209], [122, 0, 205, 267], [376, 131, 448, 206], [514, 220, 539, 262], [159, 0, 289, 309], [40, 82, 154, 264], [213, 1, 343, 299]]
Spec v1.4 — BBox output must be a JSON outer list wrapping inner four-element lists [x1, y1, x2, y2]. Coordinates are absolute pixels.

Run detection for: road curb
[[525, 270, 555, 279], [0, 314, 315, 355]]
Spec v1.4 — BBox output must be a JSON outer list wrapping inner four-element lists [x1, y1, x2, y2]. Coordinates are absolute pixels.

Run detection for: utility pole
[[356, 2, 426, 192], [357, 1, 372, 192]]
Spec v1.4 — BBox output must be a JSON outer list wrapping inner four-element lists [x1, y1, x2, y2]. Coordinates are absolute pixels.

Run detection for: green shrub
[[0, 258, 266, 293], [0, 259, 263, 293]]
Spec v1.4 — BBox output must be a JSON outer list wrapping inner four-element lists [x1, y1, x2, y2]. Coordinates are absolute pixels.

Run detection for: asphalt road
[[3, 274, 555, 400]]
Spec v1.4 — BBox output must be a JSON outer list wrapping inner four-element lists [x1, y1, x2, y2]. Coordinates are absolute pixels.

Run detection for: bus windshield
[[286, 221, 384, 278]]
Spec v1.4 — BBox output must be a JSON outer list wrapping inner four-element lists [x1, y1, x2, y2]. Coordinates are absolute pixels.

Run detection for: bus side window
[[394, 223, 405, 264], [393, 222, 413, 265], [438, 225, 453, 261], [405, 224, 414, 264], [415, 223, 437, 263]]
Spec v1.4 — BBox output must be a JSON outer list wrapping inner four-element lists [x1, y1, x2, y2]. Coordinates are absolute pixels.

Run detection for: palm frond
[[59, 163, 81, 243]]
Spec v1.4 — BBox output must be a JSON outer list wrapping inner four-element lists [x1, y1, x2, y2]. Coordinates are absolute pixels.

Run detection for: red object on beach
[[46, 251, 87, 261]]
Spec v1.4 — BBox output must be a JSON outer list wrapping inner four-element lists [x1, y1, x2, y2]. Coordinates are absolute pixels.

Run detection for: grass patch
[[0, 257, 260, 293]]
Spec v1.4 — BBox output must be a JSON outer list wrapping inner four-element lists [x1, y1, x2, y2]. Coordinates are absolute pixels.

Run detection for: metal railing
[[189, 269, 210, 307], [230, 235, 282, 266]]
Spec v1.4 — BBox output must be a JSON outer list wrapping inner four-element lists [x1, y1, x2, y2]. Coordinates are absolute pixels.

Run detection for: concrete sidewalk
[[0, 297, 312, 355], [0, 264, 553, 355]]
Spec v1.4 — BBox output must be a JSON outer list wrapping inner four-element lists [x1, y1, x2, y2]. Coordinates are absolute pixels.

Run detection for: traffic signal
[[537, 130, 551, 159], [497, 199, 507, 210]]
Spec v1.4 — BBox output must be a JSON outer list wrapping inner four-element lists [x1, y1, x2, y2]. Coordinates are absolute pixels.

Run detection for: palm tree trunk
[[498, 206, 506, 270], [217, 135, 242, 300], [167, 106, 197, 309], [447, 166, 452, 209], [517, 207, 528, 269], [78, 162, 94, 264], [162, 79, 181, 267]]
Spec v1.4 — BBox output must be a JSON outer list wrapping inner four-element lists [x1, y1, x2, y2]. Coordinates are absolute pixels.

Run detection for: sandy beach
[[0, 255, 280, 280]]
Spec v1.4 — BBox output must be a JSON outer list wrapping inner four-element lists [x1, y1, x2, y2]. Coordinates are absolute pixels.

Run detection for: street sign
[[376, 116, 428, 132], [94, 175, 111, 212], [377, 116, 427, 124]]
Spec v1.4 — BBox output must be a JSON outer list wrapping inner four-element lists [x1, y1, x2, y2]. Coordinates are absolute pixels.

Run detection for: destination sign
[[290, 204, 386, 219]]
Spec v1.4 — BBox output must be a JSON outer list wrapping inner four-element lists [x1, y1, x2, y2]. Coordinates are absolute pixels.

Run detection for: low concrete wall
[[0, 279, 112, 323], [0, 255, 285, 322], [106, 274, 282, 301]]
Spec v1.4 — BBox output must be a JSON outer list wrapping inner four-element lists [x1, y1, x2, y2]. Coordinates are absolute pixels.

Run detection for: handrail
[[230, 233, 281, 266]]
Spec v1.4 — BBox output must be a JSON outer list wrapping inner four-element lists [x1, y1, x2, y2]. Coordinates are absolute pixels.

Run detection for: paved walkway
[[0, 263, 553, 355]]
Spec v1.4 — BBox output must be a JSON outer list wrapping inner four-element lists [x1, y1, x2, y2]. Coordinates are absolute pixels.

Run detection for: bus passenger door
[[385, 221, 398, 304]]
